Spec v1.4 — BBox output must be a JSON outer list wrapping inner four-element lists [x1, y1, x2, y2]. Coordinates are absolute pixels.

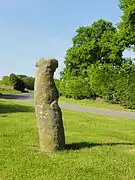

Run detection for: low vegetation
[[0, 88, 20, 95], [0, 99, 135, 179], [0, 84, 21, 95]]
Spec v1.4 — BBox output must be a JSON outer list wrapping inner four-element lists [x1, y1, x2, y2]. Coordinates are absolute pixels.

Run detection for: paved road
[[1, 93, 135, 119]]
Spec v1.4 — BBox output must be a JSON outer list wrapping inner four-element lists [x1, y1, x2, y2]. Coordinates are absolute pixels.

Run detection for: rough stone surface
[[34, 58, 65, 152]]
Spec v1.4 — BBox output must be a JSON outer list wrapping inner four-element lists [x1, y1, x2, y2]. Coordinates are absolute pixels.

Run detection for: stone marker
[[34, 58, 65, 152]]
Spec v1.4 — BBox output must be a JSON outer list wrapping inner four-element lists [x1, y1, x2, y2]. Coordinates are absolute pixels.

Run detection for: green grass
[[1, 99, 135, 180], [0, 88, 20, 95], [59, 96, 135, 112]]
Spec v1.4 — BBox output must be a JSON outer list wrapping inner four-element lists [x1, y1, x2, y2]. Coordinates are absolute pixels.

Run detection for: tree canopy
[[58, 0, 135, 109], [118, 0, 135, 48], [63, 19, 125, 79]]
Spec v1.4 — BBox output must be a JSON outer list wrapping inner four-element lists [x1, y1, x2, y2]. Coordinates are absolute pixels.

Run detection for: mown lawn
[[0, 88, 20, 95], [0, 99, 135, 180]]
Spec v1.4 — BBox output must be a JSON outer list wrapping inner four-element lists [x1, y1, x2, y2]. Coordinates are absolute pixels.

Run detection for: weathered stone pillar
[[34, 58, 65, 152]]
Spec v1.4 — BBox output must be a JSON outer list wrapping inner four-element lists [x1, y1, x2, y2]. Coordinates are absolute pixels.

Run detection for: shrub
[[9, 73, 18, 85], [1, 76, 11, 85], [13, 79, 25, 92], [87, 62, 135, 109], [22, 77, 35, 90], [60, 77, 94, 99]]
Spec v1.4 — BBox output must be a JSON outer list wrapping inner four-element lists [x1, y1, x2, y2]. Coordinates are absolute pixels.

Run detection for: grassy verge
[[59, 96, 135, 112], [0, 88, 21, 95], [0, 99, 135, 179], [0, 84, 21, 95]]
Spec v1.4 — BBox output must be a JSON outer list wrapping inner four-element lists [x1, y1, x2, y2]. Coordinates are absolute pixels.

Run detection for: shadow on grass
[[65, 142, 135, 150], [0, 102, 34, 114]]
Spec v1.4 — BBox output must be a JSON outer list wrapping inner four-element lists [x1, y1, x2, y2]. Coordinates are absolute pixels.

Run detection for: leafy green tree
[[59, 1, 135, 107], [9, 73, 18, 85], [1, 76, 11, 85], [14, 74, 35, 90], [17, 75, 27, 79], [59, 77, 94, 99], [62, 19, 124, 79], [86, 61, 135, 108], [22, 77, 35, 90], [13, 79, 25, 92], [9, 73, 26, 92], [118, 0, 135, 48]]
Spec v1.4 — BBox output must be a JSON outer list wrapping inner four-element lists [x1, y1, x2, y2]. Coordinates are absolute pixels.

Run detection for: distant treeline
[[0, 73, 35, 92]]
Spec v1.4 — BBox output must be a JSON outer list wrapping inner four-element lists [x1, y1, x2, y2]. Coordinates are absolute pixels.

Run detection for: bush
[[9, 73, 18, 85], [1, 76, 11, 85], [87, 62, 135, 109], [60, 77, 94, 99], [22, 77, 35, 90], [13, 79, 25, 92], [60, 62, 135, 109]]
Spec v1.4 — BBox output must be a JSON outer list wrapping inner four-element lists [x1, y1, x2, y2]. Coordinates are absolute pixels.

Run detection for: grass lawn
[[0, 88, 20, 95], [59, 96, 135, 112], [0, 99, 135, 180]]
